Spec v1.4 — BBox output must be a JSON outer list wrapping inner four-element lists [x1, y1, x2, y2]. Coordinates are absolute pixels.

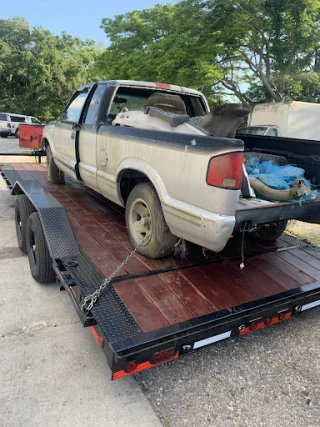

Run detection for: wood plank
[[181, 265, 248, 308], [289, 248, 320, 270], [158, 271, 218, 317], [224, 260, 284, 298], [247, 256, 301, 290], [137, 275, 194, 324], [114, 280, 169, 332], [261, 252, 314, 285], [276, 251, 320, 281]]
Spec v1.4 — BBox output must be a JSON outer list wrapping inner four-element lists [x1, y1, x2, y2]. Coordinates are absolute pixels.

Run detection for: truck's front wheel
[[47, 144, 64, 184], [126, 182, 178, 258]]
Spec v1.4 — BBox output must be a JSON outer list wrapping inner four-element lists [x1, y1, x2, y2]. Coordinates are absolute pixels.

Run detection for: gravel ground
[[0, 135, 34, 154], [1, 136, 320, 427]]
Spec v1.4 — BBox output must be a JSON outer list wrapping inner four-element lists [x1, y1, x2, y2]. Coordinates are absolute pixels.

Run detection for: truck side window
[[266, 128, 278, 137], [84, 85, 106, 125], [61, 90, 89, 123], [31, 117, 41, 124]]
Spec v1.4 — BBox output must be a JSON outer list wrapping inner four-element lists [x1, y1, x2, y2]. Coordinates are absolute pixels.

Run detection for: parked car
[[0, 113, 12, 138], [0, 112, 42, 138], [237, 125, 279, 137], [8, 114, 42, 138]]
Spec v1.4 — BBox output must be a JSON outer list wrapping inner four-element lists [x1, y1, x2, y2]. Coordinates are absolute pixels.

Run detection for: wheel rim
[[17, 211, 22, 238], [30, 230, 37, 266], [129, 198, 152, 245]]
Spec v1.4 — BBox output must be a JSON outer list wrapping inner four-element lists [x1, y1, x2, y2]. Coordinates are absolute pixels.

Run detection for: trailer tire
[[15, 194, 36, 253], [47, 144, 64, 184], [126, 182, 178, 258], [26, 212, 56, 283], [251, 220, 288, 241]]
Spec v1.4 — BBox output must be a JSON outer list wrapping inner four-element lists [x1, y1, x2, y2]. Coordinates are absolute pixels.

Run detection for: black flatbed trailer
[[2, 161, 320, 380]]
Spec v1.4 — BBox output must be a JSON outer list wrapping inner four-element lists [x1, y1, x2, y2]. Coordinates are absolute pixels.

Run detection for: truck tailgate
[[236, 192, 320, 226]]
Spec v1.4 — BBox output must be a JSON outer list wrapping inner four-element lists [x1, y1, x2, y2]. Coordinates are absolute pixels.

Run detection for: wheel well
[[42, 138, 49, 150], [119, 169, 151, 205]]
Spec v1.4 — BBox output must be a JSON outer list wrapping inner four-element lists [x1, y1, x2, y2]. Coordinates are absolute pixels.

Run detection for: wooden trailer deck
[[8, 162, 320, 333]]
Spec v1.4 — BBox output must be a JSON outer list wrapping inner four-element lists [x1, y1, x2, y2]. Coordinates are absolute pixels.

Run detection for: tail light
[[7, 123, 11, 128], [207, 152, 243, 189]]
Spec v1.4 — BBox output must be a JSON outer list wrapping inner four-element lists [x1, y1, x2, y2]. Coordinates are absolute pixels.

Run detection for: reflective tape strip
[[301, 300, 320, 312], [193, 331, 231, 349]]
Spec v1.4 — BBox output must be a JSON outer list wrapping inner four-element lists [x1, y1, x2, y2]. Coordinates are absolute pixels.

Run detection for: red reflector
[[125, 361, 138, 373], [155, 82, 171, 89], [151, 348, 175, 364], [207, 152, 243, 189], [250, 322, 257, 331], [7, 123, 11, 128]]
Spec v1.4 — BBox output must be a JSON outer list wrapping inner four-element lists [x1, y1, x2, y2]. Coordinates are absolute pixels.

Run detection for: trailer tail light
[[151, 348, 176, 364], [7, 123, 11, 128], [112, 351, 180, 380], [207, 152, 243, 189], [125, 361, 138, 373]]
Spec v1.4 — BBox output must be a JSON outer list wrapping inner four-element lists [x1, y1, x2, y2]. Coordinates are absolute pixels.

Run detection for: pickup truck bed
[[2, 161, 320, 380]]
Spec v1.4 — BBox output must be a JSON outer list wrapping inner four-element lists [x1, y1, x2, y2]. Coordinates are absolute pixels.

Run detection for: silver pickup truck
[[42, 80, 320, 258]]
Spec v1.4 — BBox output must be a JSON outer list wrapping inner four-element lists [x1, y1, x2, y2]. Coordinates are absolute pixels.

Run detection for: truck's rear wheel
[[26, 212, 56, 283], [47, 144, 64, 184], [15, 194, 36, 253], [251, 220, 288, 241], [125, 182, 178, 258]]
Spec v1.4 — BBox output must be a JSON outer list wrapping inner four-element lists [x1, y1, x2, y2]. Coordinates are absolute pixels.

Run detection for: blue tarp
[[245, 157, 317, 201]]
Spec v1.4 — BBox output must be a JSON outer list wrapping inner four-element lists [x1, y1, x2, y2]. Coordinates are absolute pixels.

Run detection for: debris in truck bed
[[245, 156, 318, 202]]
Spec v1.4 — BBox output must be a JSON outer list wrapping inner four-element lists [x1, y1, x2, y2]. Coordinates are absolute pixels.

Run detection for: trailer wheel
[[15, 194, 36, 253], [26, 212, 56, 283], [126, 182, 178, 258], [47, 144, 64, 184], [251, 220, 288, 241]]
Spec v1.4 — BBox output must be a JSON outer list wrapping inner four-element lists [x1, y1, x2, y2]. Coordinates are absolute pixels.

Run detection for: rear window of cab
[[0, 113, 7, 121]]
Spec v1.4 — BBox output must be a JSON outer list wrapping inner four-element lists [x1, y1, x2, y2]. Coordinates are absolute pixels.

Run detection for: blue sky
[[3, 0, 177, 44]]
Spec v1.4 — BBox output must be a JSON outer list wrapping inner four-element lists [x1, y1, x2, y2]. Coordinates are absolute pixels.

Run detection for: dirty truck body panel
[[43, 81, 244, 253]]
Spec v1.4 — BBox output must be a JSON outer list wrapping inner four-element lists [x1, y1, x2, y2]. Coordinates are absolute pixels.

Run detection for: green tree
[[98, 2, 223, 100], [205, 0, 320, 102], [0, 18, 102, 121], [98, 0, 320, 104]]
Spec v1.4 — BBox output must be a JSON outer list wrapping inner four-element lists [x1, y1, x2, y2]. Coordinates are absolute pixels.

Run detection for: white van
[[238, 101, 320, 141]]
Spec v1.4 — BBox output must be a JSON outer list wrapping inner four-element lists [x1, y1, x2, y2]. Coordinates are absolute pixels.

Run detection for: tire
[[1, 133, 8, 138], [26, 212, 56, 283], [15, 129, 19, 139], [251, 220, 288, 241], [47, 144, 64, 184], [125, 182, 178, 258], [15, 195, 36, 253]]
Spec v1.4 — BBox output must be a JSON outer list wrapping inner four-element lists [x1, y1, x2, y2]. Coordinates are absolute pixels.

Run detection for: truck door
[[52, 88, 91, 178], [77, 84, 107, 191]]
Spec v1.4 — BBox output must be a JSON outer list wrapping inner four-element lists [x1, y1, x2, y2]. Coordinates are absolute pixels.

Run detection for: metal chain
[[81, 238, 146, 315]]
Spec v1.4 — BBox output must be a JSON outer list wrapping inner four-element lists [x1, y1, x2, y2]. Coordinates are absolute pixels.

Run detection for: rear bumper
[[163, 202, 235, 252], [0, 128, 11, 136], [236, 196, 320, 226]]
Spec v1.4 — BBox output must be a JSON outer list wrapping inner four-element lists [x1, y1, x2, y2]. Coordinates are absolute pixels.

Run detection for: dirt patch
[[286, 220, 320, 247]]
